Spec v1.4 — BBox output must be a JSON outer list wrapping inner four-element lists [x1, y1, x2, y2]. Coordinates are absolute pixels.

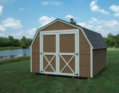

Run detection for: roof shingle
[[81, 27, 107, 49]]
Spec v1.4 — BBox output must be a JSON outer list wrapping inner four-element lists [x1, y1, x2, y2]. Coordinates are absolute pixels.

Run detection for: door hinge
[[75, 53, 78, 56], [40, 52, 43, 55], [75, 73, 78, 76]]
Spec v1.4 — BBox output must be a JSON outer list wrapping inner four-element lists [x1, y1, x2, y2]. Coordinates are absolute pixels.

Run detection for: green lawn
[[0, 49, 119, 93], [0, 47, 21, 50]]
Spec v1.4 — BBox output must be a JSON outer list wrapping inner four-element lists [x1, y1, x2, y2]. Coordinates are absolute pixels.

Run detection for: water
[[0, 48, 30, 61]]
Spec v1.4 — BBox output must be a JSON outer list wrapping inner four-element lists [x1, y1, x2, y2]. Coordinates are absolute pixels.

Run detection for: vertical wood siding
[[60, 34, 75, 52], [93, 49, 107, 76], [79, 30, 90, 78], [32, 33, 40, 73], [43, 35, 56, 52], [41, 21, 76, 31]]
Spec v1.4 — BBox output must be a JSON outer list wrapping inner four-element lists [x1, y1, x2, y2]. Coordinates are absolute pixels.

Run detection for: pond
[[0, 49, 30, 61]]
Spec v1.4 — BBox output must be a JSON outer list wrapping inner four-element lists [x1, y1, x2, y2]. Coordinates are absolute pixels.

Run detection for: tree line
[[104, 33, 119, 48], [0, 36, 32, 48], [0, 33, 119, 48]]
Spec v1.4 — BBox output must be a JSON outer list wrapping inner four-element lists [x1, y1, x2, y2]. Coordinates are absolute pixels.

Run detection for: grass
[[0, 49, 119, 93], [108, 48, 119, 51], [0, 56, 30, 64], [0, 47, 21, 50]]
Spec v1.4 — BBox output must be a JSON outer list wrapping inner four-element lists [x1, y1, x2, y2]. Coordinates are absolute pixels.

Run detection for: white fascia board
[[90, 47, 93, 78], [30, 46, 32, 72]]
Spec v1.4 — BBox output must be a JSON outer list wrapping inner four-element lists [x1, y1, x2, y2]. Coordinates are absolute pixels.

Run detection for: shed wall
[[31, 21, 91, 78], [32, 33, 40, 73], [79, 30, 90, 78], [93, 49, 107, 76]]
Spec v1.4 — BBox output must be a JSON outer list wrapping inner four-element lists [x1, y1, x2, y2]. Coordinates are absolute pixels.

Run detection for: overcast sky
[[0, 0, 119, 38]]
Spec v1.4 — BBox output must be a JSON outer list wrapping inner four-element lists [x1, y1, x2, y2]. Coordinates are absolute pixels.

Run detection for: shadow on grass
[[35, 73, 89, 80], [93, 66, 109, 79]]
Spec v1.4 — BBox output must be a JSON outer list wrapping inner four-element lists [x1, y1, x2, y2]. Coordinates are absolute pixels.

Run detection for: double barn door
[[40, 30, 79, 76]]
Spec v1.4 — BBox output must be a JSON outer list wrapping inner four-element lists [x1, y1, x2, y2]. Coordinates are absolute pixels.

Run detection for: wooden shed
[[30, 19, 107, 78]]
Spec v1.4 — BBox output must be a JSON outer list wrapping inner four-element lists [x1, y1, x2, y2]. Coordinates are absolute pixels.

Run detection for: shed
[[30, 19, 107, 78]]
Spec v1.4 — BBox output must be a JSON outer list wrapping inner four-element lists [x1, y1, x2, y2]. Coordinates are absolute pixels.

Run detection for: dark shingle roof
[[81, 27, 107, 49]]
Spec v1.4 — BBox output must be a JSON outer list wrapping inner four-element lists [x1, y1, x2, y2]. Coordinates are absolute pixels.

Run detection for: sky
[[0, 0, 119, 38]]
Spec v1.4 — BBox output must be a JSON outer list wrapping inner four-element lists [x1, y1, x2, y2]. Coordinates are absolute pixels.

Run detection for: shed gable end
[[41, 21, 76, 31]]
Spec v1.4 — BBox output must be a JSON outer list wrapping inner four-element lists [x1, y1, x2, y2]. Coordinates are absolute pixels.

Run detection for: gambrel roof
[[81, 27, 107, 49], [31, 18, 107, 49]]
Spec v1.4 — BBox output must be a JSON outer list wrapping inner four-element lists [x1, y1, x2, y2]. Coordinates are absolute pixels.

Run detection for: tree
[[70, 18, 76, 25], [8, 36, 20, 47], [26, 38, 32, 47], [0, 37, 9, 47], [114, 34, 119, 48], [13, 39, 20, 46], [107, 33, 115, 48], [20, 36, 32, 48], [8, 36, 14, 46], [0, 36, 32, 48], [21, 36, 28, 48]]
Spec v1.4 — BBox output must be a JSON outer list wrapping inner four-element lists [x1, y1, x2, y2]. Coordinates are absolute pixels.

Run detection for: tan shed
[[30, 19, 107, 78]]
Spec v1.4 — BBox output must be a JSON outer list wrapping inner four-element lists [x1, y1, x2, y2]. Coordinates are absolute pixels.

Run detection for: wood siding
[[32, 33, 40, 73], [79, 30, 90, 78], [60, 34, 75, 52], [41, 21, 76, 31], [43, 35, 56, 52], [93, 49, 107, 76]]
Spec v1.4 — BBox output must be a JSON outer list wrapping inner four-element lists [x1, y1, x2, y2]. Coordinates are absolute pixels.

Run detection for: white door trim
[[40, 33, 43, 72], [56, 33, 60, 74], [40, 29, 79, 77]]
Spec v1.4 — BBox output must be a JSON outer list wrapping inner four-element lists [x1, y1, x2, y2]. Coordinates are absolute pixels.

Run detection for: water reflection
[[0, 49, 30, 61], [9, 55, 16, 59]]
